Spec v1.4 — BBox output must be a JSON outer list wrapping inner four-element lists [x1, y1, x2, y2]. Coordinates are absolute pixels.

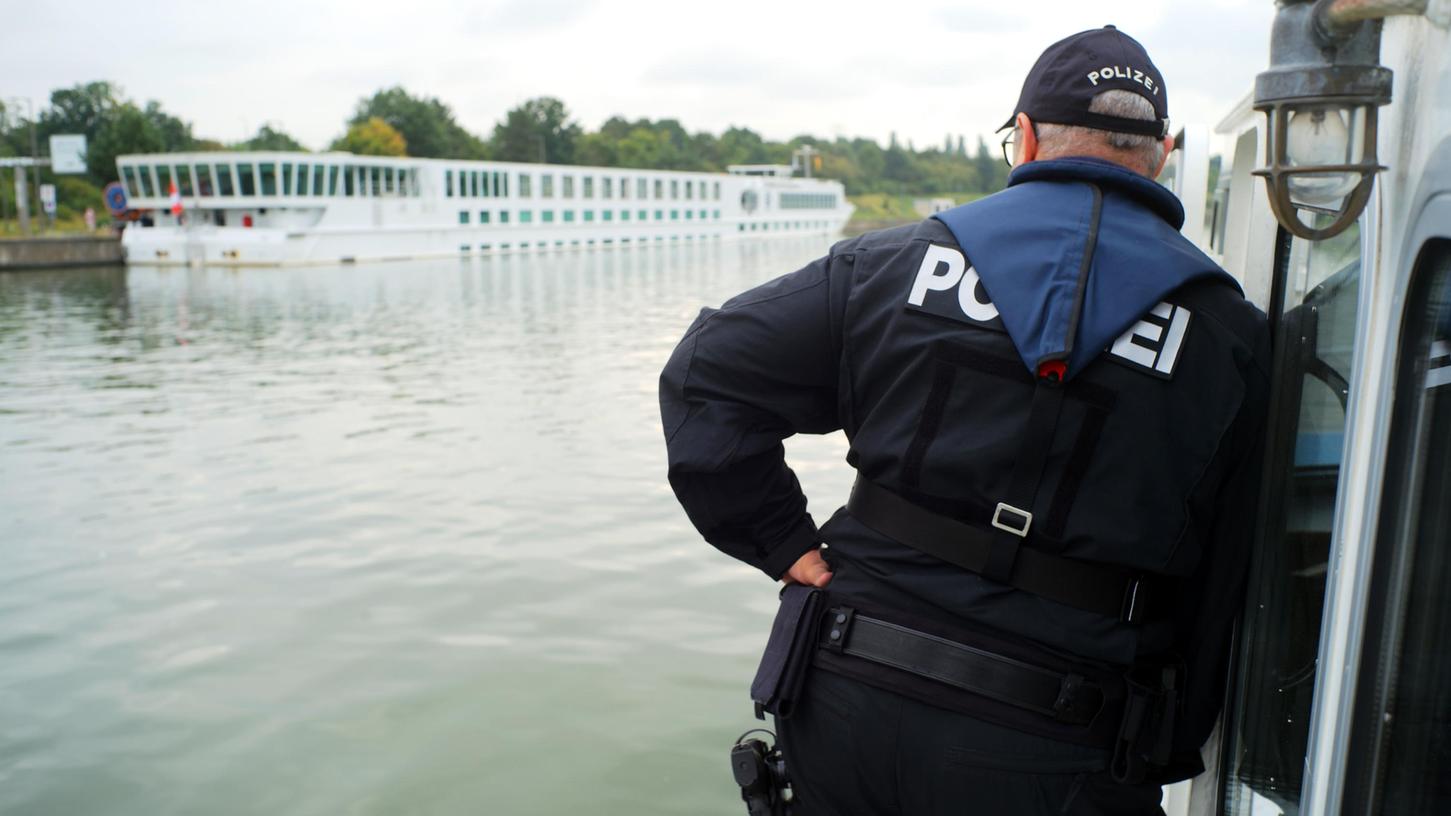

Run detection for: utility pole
[[4, 98, 39, 236]]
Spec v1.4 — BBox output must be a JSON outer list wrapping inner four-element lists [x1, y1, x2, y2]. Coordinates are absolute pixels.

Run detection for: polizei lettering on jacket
[[905, 244, 1003, 329], [1108, 301, 1191, 379], [1086, 65, 1159, 95]]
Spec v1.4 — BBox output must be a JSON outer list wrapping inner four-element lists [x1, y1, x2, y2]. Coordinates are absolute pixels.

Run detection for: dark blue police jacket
[[661, 157, 1271, 770]]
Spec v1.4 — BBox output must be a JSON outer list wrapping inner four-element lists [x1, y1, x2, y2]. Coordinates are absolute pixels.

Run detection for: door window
[[1341, 242, 1451, 813], [1222, 217, 1364, 815]]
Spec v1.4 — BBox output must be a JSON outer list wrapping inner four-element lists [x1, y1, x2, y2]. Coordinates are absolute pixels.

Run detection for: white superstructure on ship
[[114, 152, 854, 266]]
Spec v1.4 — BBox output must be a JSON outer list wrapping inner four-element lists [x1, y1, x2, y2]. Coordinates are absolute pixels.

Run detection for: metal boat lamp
[[1254, 0, 1397, 241]]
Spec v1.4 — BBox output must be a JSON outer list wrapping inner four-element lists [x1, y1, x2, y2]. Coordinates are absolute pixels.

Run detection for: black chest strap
[[846, 477, 1160, 624]]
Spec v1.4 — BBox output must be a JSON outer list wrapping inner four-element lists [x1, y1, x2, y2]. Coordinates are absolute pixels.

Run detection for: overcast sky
[[9, 0, 1273, 152]]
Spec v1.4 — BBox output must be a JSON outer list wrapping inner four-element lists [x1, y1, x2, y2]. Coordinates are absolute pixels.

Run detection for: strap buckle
[[991, 502, 1033, 538]]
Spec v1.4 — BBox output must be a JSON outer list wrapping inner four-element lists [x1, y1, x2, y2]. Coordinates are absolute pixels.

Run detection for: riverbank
[[0, 235, 124, 270]]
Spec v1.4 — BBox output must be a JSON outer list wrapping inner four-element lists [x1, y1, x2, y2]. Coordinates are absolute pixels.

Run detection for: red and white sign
[[168, 181, 183, 216]]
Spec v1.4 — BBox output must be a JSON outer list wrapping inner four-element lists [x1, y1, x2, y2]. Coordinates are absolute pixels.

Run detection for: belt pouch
[[749, 584, 824, 720]]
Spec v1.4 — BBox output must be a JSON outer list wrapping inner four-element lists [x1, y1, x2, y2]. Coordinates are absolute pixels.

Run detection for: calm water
[[0, 240, 853, 816]]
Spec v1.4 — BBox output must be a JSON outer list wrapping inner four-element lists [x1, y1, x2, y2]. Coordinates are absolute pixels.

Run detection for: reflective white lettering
[[1156, 305, 1190, 374], [957, 267, 1000, 322], [908, 244, 966, 306], [1087, 70, 1101, 86], [1109, 301, 1193, 377]]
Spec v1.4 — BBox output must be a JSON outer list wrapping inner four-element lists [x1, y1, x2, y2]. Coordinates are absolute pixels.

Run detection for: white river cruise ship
[[114, 152, 854, 266]]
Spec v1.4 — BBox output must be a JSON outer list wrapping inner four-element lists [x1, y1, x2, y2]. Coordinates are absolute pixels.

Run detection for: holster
[[749, 584, 824, 720], [1110, 657, 1184, 784]]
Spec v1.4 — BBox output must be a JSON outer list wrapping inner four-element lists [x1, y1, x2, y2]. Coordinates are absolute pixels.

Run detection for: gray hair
[[1035, 90, 1166, 176]]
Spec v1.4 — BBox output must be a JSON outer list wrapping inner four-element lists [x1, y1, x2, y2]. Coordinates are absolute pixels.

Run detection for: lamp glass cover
[[1284, 104, 1367, 204]]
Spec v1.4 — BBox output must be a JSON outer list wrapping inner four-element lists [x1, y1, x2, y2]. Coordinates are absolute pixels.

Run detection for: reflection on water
[[0, 241, 852, 816]]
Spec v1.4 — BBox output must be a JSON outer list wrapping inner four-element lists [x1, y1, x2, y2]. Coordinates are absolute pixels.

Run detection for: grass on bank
[[846, 192, 985, 230]]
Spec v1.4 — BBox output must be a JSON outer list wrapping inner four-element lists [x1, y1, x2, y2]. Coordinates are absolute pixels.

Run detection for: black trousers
[[776, 669, 1166, 816]]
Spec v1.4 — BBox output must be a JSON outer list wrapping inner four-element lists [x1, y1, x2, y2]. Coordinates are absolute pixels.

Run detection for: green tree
[[974, 136, 1007, 192], [38, 81, 121, 141], [142, 101, 195, 152], [490, 97, 580, 164], [331, 117, 407, 156], [237, 124, 305, 151], [87, 103, 164, 182], [349, 87, 485, 158]]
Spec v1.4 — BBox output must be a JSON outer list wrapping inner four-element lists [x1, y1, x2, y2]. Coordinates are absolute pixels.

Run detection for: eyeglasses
[[1000, 124, 1039, 169]]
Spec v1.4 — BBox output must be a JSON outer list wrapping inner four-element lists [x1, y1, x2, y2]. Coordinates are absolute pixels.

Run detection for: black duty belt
[[819, 606, 1106, 727], [847, 477, 1161, 624]]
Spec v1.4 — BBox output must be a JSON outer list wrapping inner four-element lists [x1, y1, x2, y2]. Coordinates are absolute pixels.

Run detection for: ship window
[[501, 174, 509, 197], [685, 181, 693, 200], [446, 170, 454, 197], [121, 166, 139, 197], [564, 176, 575, 198], [258, 163, 277, 196], [369, 167, 381, 197], [500, 211, 509, 223], [1223, 217, 1365, 815], [671, 180, 679, 199], [489, 172, 498, 197], [192, 165, 212, 196], [604, 177, 614, 199], [713, 209, 721, 220], [343, 167, 355, 197], [298, 164, 313, 196], [655, 209, 663, 220], [283, 163, 296, 195], [584, 210, 594, 222], [636, 179, 647, 199], [639, 209, 647, 221], [714, 181, 721, 200], [235, 163, 255, 196], [583, 177, 594, 199], [480, 211, 490, 224], [312, 166, 325, 196], [542, 174, 554, 198], [215, 164, 234, 197], [685, 210, 693, 220], [520, 210, 533, 223], [542, 211, 554, 223], [472, 171, 481, 198], [156, 164, 173, 196], [459, 211, 470, 225], [175, 165, 194, 196], [563, 211, 575, 223], [621, 210, 630, 221], [602, 210, 612, 221], [671, 210, 679, 220], [519, 173, 531, 198], [325, 166, 338, 196], [654, 179, 663, 199]]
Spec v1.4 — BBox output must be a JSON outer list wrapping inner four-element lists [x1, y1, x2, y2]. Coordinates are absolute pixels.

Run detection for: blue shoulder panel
[[933, 158, 1239, 379]]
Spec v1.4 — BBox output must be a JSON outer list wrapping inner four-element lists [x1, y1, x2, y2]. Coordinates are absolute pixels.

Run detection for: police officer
[[661, 26, 1270, 816]]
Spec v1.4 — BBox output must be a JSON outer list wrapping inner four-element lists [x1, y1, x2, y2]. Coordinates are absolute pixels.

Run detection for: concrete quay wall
[[0, 236, 125, 270]]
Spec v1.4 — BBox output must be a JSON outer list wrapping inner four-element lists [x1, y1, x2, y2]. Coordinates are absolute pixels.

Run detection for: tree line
[[1, 82, 1010, 224]]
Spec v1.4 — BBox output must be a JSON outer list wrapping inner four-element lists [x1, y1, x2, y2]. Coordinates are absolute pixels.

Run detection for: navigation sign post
[[103, 182, 128, 217], [48, 134, 87, 174]]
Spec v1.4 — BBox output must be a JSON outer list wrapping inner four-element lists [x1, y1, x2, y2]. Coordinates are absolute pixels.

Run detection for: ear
[[1151, 133, 1176, 178], [1017, 113, 1038, 165]]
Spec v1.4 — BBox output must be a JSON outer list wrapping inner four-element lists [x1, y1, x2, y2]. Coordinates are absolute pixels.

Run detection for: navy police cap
[[1001, 25, 1169, 138]]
